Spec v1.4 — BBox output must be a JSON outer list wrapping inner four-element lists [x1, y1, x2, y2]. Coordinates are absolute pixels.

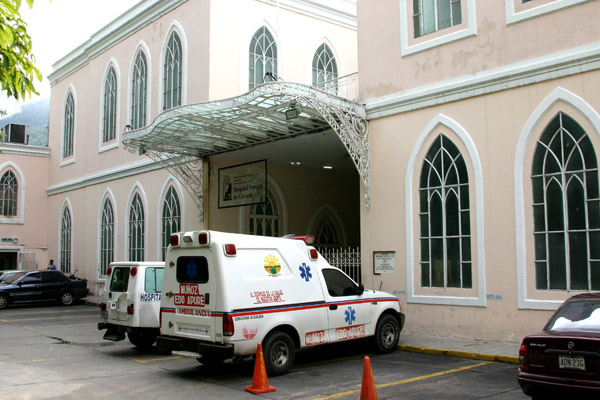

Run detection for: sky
[[0, 0, 139, 115]]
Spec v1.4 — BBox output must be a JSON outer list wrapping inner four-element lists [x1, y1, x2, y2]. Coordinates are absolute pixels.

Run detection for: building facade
[[0, 131, 50, 271], [43, 0, 600, 341], [358, 0, 600, 341], [47, 0, 359, 295]]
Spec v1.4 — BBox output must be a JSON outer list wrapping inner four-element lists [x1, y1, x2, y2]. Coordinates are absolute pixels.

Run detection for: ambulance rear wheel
[[263, 331, 295, 376], [128, 331, 156, 350], [374, 314, 400, 353]]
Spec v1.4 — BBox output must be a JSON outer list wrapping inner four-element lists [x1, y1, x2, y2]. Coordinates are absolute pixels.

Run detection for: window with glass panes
[[312, 43, 338, 93], [532, 112, 600, 291], [63, 92, 74, 157], [128, 193, 145, 261], [249, 26, 277, 90], [131, 51, 147, 129], [419, 134, 472, 288], [413, 0, 462, 38], [163, 31, 182, 111], [60, 207, 72, 274], [100, 198, 114, 275], [0, 170, 17, 216], [161, 186, 181, 260], [249, 190, 279, 237], [103, 66, 117, 142]]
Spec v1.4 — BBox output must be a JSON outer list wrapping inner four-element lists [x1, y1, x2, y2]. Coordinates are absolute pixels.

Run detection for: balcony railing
[[312, 72, 359, 102]]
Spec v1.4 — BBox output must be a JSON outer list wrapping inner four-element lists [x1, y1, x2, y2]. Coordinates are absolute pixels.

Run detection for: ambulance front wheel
[[263, 331, 295, 376], [374, 314, 400, 353], [128, 331, 156, 350]]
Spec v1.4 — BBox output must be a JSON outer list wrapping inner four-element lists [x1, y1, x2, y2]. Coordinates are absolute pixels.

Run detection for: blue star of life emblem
[[186, 260, 198, 280], [299, 263, 312, 282], [344, 306, 356, 326]]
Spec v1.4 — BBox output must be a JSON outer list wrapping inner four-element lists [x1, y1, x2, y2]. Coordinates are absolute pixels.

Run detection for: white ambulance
[[157, 231, 405, 375], [98, 262, 164, 349]]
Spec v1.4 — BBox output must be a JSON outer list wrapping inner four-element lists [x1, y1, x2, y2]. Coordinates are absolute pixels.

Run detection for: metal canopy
[[123, 81, 370, 218]]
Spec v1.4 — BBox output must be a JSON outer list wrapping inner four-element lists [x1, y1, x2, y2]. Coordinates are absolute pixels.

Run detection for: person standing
[[48, 259, 57, 270]]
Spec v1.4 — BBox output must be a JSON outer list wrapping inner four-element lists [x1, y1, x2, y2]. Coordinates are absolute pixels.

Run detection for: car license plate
[[559, 355, 585, 370]]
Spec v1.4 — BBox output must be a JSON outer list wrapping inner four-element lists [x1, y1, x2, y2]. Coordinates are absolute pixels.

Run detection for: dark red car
[[518, 293, 600, 399]]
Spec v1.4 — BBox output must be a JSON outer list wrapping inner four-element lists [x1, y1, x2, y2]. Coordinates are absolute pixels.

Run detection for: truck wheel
[[0, 294, 8, 310], [128, 331, 156, 350], [374, 314, 400, 353], [60, 291, 74, 306], [263, 331, 295, 376]]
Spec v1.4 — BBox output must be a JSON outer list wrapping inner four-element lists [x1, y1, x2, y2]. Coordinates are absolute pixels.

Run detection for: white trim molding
[[514, 87, 600, 310], [366, 42, 600, 120], [505, 0, 592, 25], [405, 113, 486, 307]]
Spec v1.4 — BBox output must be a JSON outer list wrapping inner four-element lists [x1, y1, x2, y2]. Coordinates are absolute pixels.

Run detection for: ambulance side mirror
[[357, 283, 364, 296]]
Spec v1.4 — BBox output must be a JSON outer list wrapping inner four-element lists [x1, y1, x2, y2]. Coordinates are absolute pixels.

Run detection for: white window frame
[[0, 162, 25, 224], [160, 24, 187, 112], [130, 45, 150, 130], [515, 87, 600, 310], [61, 87, 76, 165], [406, 114, 486, 306], [399, 0, 477, 56], [99, 60, 121, 153]]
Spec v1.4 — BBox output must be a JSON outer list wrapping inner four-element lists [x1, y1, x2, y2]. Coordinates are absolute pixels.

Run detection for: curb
[[397, 344, 519, 364]]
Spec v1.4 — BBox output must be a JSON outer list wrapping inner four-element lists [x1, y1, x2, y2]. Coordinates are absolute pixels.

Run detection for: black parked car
[[518, 293, 600, 399], [0, 270, 88, 310]]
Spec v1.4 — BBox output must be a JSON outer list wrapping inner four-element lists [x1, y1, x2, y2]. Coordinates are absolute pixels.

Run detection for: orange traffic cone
[[360, 356, 377, 400], [245, 343, 276, 394]]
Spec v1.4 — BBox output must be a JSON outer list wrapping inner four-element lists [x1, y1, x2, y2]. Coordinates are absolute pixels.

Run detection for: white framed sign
[[373, 251, 395, 275]]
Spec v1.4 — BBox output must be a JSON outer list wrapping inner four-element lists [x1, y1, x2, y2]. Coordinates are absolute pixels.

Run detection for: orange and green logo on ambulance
[[264, 255, 281, 275]]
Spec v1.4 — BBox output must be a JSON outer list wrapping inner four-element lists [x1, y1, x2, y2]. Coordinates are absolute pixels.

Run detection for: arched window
[[100, 198, 114, 275], [249, 189, 279, 237], [419, 134, 471, 288], [0, 170, 18, 216], [161, 186, 181, 260], [312, 43, 338, 92], [103, 66, 117, 142], [129, 193, 145, 261], [131, 50, 147, 129], [532, 112, 600, 291], [63, 91, 74, 158], [60, 207, 72, 273], [249, 26, 277, 90], [163, 31, 182, 111]]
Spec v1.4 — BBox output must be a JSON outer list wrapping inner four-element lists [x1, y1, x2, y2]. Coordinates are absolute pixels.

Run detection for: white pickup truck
[[157, 230, 405, 375]]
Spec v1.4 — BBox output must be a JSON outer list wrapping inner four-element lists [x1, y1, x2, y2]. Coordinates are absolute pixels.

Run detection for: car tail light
[[130, 267, 137, 276], [106, 267, 112, 276], [223, 313, 234, 336], [309, 248, 318, 260], [170, 233, 180, 247], [519, 343, 529, 371], [100, 303, 106, 311], [127, 304, 134, 315], [224, 244, 237, 256], [199, 231, 209, 245]]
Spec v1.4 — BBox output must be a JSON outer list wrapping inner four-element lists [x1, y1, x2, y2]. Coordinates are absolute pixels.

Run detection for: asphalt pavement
[[82, 295, 521, 365]]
